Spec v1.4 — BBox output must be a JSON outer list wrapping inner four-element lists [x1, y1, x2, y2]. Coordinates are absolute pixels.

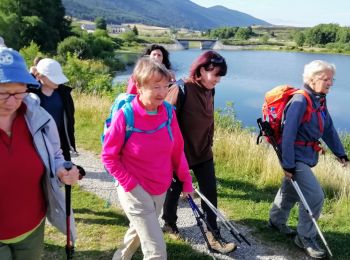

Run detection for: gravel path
[[72, 149, 308, 260]]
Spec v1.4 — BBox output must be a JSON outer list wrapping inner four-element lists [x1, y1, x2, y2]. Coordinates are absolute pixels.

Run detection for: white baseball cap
[[36, 58, 68, 85], [0, 36, 6, 47]]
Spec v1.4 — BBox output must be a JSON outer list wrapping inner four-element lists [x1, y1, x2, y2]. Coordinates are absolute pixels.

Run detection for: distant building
[[108, 24, 130, 34], [80, 24, 96, 33]]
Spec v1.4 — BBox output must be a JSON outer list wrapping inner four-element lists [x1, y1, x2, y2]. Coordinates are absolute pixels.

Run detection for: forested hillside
[[62, 0, 270, 29]]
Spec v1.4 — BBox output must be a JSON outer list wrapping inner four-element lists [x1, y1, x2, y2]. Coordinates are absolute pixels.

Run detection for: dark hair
[[189, 51, 227, 80], [142, 44, 171, 70]]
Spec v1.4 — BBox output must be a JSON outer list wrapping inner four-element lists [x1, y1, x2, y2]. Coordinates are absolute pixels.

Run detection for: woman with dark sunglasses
[[162, 50, 237, 254]]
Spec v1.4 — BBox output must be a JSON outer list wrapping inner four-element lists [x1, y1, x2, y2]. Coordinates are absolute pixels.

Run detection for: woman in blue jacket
[[268, 60, 349, 259]]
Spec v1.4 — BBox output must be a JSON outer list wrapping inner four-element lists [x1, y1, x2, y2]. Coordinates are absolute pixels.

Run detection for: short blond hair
[[133, 57, 171, 87], [303, 60, 336, 85]]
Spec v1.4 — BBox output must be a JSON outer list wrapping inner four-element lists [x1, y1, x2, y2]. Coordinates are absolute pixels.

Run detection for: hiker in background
[[0, 36, 6, 47], [29, 56, 43, 78], [162, 50, 237, 254], [102, 57, 193, 260], [31, 58, 78, 161], [268, 60, 349, 259], [0, 47, 79, 259], [127, 44, 175, 94]]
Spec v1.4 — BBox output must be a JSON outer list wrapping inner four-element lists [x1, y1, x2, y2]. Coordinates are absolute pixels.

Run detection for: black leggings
[[162, 159, 218, 230]]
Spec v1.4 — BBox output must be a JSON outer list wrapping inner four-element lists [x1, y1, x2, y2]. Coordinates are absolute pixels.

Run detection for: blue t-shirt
[[37, 91, 64, 130]]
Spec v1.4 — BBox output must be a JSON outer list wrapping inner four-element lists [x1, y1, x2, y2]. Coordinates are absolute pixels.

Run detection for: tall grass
[[214, 127, 350, 201], [73, 92, 112, 153]]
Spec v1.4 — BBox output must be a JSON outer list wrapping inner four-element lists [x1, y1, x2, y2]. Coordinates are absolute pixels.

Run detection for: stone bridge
[[175, 38, 218, 50]]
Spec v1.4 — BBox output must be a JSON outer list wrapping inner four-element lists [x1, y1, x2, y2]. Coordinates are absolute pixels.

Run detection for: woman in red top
[[0, 47, 79, 260]]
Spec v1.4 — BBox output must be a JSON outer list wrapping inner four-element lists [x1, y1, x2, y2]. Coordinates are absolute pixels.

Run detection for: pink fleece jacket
[[102, 96, 193, 195]]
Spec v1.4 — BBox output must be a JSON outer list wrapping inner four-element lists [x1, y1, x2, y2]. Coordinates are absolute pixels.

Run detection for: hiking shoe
[[205, 230, 237, 254], [162, 222, 180, 239], [294, 235, 326, 259], [268, 219, 296, 236]]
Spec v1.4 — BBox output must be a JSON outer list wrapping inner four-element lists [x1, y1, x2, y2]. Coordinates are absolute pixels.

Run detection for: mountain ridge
[[62, 0, 270, 29]]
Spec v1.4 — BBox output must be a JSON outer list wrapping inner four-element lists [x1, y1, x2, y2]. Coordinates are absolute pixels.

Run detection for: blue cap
[[0, 47, 40, 88]]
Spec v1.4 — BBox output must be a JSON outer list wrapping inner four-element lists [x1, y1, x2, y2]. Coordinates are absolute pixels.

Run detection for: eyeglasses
[[317, 77, 335, 83], [0, 92, 28, 100], [210, 56, 225, 64]]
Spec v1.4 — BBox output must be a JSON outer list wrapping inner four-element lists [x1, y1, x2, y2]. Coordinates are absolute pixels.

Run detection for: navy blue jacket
[[281, 85, 347, 172]]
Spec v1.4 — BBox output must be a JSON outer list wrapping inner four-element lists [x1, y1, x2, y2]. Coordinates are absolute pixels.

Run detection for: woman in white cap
[[0, 47, 80, 259], [32, 58, 77, 161]]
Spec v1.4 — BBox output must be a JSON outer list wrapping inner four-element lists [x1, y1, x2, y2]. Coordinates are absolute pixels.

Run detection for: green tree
[[336, 27, 350, 43], [120, 31, 137, 43], [95, 17, 106, 30], [132, 25, 139, 36], [19, 41, 42, 67], [93, 29, 109, 38], [57, 36, 90, 59], [0, 0, 71, 52], [234, 27, 251, 40], [305, 23, 340, 45], [293, 31, 305, 46]]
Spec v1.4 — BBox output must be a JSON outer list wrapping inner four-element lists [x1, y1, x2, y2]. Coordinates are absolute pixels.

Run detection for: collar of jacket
[[23, 93, 52, 134]]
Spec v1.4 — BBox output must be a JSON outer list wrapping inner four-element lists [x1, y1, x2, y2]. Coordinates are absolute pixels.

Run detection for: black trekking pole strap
[[187, 195, 213, 252], [257, 118, 282, 161], [64, 162, 74, 260]]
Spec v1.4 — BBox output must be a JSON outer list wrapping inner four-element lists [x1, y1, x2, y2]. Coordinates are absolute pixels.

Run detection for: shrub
[[62, 54, 113, 94], [214, 101, 242, 132], [57, 36, 90, 59], [19, 41, 43, 67]]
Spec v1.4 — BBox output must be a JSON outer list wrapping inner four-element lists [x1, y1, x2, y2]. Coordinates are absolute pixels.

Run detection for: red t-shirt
[[0, 105, 46, 240]]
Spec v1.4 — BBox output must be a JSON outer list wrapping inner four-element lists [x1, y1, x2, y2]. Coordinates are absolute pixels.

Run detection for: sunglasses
[[210, 56, 225, 64]]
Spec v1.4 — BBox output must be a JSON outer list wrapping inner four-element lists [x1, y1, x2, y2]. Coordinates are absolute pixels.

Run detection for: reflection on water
[[114, 49, 349, 132]]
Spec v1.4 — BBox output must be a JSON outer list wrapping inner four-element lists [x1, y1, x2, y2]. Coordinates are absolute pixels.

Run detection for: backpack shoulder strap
[[176, 79, 186, 112], [121, 101, 134, 142], [163, 101, 174, 141], [294, 89, 314, 122]]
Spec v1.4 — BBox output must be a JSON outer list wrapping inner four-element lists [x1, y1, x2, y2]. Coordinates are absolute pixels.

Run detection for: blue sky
[[191, 0, 350, 27]]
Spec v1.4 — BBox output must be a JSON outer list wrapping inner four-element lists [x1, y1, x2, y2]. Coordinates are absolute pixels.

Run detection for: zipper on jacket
[[31, 118, 55, 178], [41, 129, 54, 178]]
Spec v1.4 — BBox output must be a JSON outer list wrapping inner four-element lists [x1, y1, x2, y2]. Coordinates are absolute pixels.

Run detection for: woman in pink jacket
[[127, 44, 175, 95], [102, 57, 193, 260]]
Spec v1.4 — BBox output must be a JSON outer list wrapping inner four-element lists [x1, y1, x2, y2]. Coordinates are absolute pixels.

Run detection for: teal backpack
[[101, 93, 174, 144]]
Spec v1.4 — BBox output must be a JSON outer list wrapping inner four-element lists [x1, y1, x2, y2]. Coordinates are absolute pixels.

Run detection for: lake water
[[115, 49, 350, 132]]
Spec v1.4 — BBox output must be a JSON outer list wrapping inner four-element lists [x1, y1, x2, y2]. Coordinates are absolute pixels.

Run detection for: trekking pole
[[187, 195, 213, 252], [257, 118, 333, 257], [64, 161, 74, 260], [194, 187, 251, 246]]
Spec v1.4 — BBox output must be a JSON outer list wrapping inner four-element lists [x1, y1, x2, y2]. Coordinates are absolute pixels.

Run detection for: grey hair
[[133, 57, 171, 87], [303, 60, 336, 85]]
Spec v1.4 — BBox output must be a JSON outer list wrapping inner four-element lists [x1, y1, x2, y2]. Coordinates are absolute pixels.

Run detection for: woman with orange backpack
[[268, 60, 349, 259]]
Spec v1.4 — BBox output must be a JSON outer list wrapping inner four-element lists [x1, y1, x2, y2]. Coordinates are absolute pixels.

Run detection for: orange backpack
[[261, 85, 314, 144]]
